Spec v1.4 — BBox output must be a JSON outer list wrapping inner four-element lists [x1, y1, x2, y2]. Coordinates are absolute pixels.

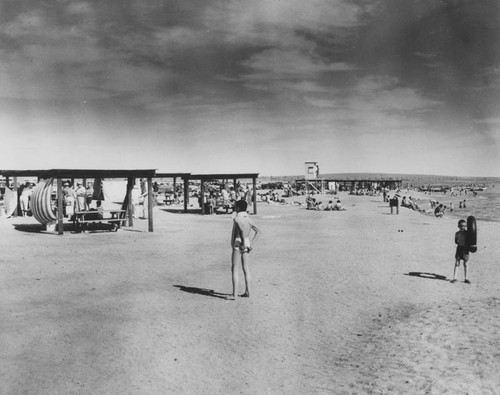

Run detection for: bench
[[73, 210, 127, 232], [213, 198, 233, 214]]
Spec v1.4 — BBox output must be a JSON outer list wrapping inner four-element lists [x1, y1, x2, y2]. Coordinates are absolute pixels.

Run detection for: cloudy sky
[[1, 0, 499, 176]]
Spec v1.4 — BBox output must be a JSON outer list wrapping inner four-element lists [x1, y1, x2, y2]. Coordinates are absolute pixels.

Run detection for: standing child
[[229, 200, 261, 299], [451, 219, 470, 284]]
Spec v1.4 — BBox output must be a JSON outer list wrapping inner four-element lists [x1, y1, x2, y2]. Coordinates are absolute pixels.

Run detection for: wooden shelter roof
[[155, 172, 191, 179], [189, 173, 259, 180], [0, 169, 157, 178]]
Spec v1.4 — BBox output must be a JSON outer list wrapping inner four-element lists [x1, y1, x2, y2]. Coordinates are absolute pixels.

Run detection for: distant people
[[131, 184, 141, 218], [229, 187, 237, 202], [449, 203, 454, 212], [63, 182, 76, 217], [325, 200, 334, 211], [459, 201, 462, 209], [451, 219, 470, 284], [434, 204, 445, 218], [229, 200, 261, 300], [19, 183, 32, 216], [85, 182, 94, 210], [207, 193, 216, 214], [245, 187, 253, 210], [334, 199, 345, 211], [222, 187, 229, 206], [463, 200, 467, 208], [306, 196, 315, 210], [140, 178, 148, 219], [315, 201, 324, 210], [75, 183, 86, 212]]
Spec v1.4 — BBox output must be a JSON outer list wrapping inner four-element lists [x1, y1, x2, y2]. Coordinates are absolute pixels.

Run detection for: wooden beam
[[200, 180, 205, 215], [252, 177, 257, 215], [183, 177, 189, 213], [147, 177, 153, 232], [12, 177, 18, 217], [127, 178, 134, 227], [57, 178, 64, 235]]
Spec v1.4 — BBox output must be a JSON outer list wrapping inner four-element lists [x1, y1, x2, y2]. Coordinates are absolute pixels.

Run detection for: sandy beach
[[1, 192, 499, 394]]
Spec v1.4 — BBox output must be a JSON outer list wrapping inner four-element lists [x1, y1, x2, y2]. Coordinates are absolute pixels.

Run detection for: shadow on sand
[[405, 272, 448, 281], [12, 223, 75, 234], [161, 208, 201, 215], [174, 285, 230, 300]]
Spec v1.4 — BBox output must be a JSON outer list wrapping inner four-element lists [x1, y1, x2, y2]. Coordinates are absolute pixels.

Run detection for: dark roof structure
[[189, 173, 259, 180], [0, 169, 156, 178]]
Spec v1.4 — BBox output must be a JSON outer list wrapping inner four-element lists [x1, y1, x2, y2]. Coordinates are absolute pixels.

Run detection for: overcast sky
[[1, 0, 499, 176]]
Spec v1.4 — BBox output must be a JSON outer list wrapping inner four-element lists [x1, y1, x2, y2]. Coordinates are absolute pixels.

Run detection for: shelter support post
[[57, 178, 64, 235], [147, 177, 153, 232], [252, 177, 257, 215], [12, 177, 17, 217], [200, 180, 205, 215], [127, 178, 134, 227], [183, 177, 189, 213]]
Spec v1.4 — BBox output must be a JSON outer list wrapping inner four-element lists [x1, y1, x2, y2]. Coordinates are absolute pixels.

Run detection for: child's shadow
[[405, 272, 448, 281], [173, 285, 230, 299]]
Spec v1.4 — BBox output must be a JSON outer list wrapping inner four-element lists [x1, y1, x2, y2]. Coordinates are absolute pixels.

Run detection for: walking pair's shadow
[[174, 285, 230, 300], [405, 272, 448, 281]]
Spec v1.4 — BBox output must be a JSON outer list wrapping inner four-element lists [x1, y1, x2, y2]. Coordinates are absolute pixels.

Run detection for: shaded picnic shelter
[[0, 169, 156, 234], [188, 173, 259, 215], [154, 172, 191, 213]]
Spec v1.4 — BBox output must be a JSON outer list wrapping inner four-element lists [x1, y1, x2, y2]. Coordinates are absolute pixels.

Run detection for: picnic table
[[73, 209, 127, 232]]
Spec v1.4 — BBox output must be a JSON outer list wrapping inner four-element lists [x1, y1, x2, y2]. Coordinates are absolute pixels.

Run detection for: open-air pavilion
[[188, 173, 259, 215], [154, 172, 191, 213], [0, 169, 157, 234], [296, 176, 403, 194]]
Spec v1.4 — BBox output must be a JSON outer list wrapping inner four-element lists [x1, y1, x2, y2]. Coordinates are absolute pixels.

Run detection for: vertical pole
[[183, 177, 189, 213], [147, 177, 153, 232], [252, 177, 257, 215], [57, 178, 64, 235], [12, 177, 18, 217], [200, 179, 205, 215], [127, 177, 134, 227]]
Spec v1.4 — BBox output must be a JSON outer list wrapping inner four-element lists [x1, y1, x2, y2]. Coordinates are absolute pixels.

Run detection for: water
[[416, 183, 500, 223], [469, 184, 500, 222]]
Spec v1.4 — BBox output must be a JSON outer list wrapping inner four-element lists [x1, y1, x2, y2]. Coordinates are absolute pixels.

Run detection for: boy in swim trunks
[[451, 219, 470, 284], [229, 199, 261, 299]]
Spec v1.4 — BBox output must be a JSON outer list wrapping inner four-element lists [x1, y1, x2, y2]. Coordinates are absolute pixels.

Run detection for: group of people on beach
[[199, 184, 254, 215], [62, 181, 95, 217], [305, 196, 345, 211]]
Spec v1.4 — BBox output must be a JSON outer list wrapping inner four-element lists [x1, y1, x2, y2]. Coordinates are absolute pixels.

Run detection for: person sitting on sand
[[229, 200, 261, 300], [434, 204, 445, 218], [306, 196, 316, 210], [325, 200, 334, 211], [334, 199, 345, 211], [315, 201, 324, 210]]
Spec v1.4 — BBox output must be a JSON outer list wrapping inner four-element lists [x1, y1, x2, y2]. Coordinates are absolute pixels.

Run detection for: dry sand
[[1, 193, 499, 394]]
